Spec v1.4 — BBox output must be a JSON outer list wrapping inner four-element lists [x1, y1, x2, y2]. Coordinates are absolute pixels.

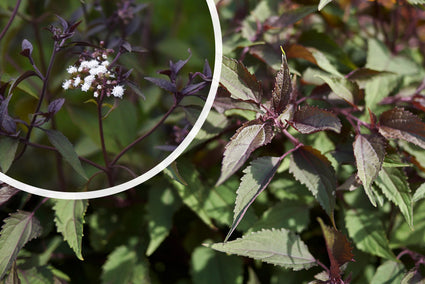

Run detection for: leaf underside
[[291, 105, 342, 134], [208, 228, 316, 270], [226, 156, 282, 241], [53, 199, 88, 260]]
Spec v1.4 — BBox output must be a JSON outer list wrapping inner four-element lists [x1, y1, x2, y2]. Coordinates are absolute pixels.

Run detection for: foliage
[[1, 0, 425, 283]]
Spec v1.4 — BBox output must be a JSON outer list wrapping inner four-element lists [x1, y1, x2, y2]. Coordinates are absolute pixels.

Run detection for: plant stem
[[0, 0, 22, 41], [15, 43, 58, 161], [97, 93, 114, 186], [110, 102, 178, 166]]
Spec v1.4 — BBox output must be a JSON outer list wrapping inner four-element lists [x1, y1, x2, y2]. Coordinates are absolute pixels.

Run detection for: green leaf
[[375, 167, 413, 230], [390, 200, 425, 247], [249, 201, 310, 233], [226, 156, 282, 241], [365, 75, 399, 113], [146, 186, 181, 256], [0, 210, 42, 279], [53, 199, 88, 260], [318, 0, 333, 10], [0, 137, 18, 173], [345, 209, 396, 260], [271, 51, 291, 114], [413, 183, 425, 203], [316, 74, 360, 107], [289, 146, 336, 223], [207, 229, 316, 270], [353, 134, 386, 207], [220, 56, 262, 104], [217, 120, 275, 186], [308, 48, 342, 77], [379, 108, 425, 149], [291, 105, 342, 134], [101, 244, 151, 284], [42, 129, 88, 180], [371, 261, 406, 284], [191, 246, 243, 284]]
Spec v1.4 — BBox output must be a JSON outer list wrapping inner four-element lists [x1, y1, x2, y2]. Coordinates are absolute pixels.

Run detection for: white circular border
[[0, 0, 222, 200]]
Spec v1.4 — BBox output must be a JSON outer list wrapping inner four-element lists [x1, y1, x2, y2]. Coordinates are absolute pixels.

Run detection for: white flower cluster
[[62, 49, 125, 99]]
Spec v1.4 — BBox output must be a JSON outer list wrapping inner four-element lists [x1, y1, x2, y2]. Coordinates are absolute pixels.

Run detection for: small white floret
[[112, 85, 125, 98], [62, 80, 72, 90], [67, 66, 78, 74]]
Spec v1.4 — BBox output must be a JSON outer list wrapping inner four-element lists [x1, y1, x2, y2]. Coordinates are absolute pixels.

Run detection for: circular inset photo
[[0, 0, 221, 198]]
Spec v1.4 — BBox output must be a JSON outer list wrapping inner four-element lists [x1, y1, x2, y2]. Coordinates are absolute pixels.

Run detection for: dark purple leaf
[[378, 107, 425, 149], [0, 97, 16, 134], [318, 218, 354, 281], [170, 49, 192, 78], [56, 15, 69, 30], [145, 77, 177, 93], [121, 41, 132, 52], [216, 119, 275, 186], [266, 6, 317, 28], [181, 82, 208, 96], [48, 98, 65, 115], [290, 105, 342, 134], [347, 68, 394, 81], [203, 59, 212, 79], [0, 184, 19, 206], [220, 56, 262, 104], [272, 52, 292, 114]]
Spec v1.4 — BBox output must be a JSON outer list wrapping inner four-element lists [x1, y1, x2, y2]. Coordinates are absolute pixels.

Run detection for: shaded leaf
[[290, 105, 341, 134], [371, 260, 406, 284], [213, 87, 261, 114], [318, 218, 354, 280], [217, 120, 275, 186], [220, 57, 262, 104], [347, 68, 395, 81], [271, 51, 291, 113], [0, 137, 19, 173], [316, 74, 360, 107], [390, 200, 425, 247], [0, 96, 16, 134], [345, 209, 396, 260], [53, 199, 88, 260], [353, 134, 386, 206], [101, 244, 150, 284], [375, 167, 413, 230], [0, 211, 42, 279], [191, 246, 243, 284], [379, 108, 425, 149], [226, 156, 282, 241], [0, 184, 19, 206], [42, 129, 88, 180], [146, 186, 181, 256], [207, 229, 316, 270], [144, 77, 176, 93], [289, 146, 336, 223], [268, 6, 317, 29]]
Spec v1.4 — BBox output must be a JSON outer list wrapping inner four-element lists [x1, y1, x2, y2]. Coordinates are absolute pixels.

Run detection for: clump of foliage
[[2, 0, 425, 283]]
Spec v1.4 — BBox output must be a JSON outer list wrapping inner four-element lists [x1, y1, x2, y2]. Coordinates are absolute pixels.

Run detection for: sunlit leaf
[[413, 183, 425, 203], [316, 74, 359, 107], [379, 108, 425, 149], [220, 57, 262, 104], [375, 167, 413, 230], [217, 120, 275, 186], [207, 229, 316, 270], [53, 199, 88, 260], [353, 134, 386, 206], [345, 209, 396, 260], [191, 246, 243, 284], [43, 129, 88, 180], [290, 106, 341, 134], [289, 146, 336, 223], [226, 156, 282, 241], [371, 261, 406, 284], [318, 0, 333, 10], [318, 218, 354, 280], [0, 211, 42, 279]]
